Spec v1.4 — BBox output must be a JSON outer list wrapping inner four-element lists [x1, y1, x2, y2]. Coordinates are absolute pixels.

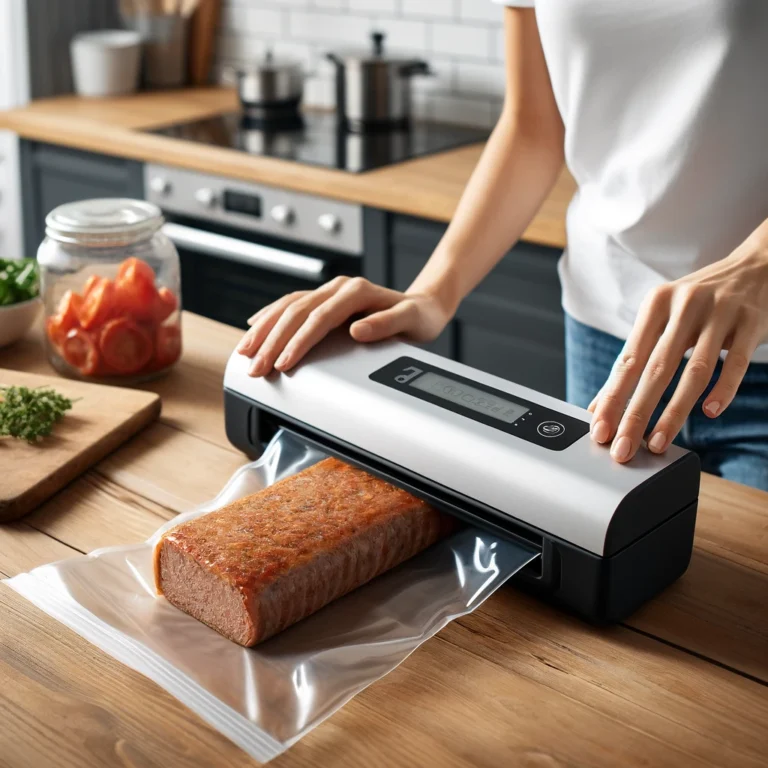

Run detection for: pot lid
[[45, 198, 164, 247], [328, 31, 426, 65], [239, 50, 303, 74]]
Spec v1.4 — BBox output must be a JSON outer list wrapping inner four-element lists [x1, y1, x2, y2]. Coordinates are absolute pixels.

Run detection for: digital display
[[223, 190, 262, 218], [410, 372, 529, 424]]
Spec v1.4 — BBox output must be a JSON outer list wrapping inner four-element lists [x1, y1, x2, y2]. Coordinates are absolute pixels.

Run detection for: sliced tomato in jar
[[99, 317, 154, 375], [154, 324, 182, 370], [79, 277, 115, 330], [61, 328, 100, 376], [152, 286, 178, 324], [117, 257, 155, 286], [81, 274, 101, 299], [115, 262, 158, 322], [47, 290, 83, 347]]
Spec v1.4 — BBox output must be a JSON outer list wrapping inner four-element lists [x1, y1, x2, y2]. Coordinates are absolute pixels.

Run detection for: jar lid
[[45, 198, 164, 248]]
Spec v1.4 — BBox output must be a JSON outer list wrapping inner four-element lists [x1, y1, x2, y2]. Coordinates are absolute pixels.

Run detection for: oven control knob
[[149, 176, 171, 197], [270, 204, 295, 226], [195, 187, 217, 208], [318, 213, 341, 235]]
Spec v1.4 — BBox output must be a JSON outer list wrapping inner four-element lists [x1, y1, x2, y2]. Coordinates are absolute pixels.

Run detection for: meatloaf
[[154, 457, 454, 646]]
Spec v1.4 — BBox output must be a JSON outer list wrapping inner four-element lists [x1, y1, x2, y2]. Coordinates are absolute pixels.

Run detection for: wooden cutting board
[[0, 369, 161, 522]]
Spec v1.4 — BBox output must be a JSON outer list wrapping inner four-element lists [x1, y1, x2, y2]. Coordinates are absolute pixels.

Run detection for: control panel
[[144, 164, 363, 256], [371, 357, 590, 451]]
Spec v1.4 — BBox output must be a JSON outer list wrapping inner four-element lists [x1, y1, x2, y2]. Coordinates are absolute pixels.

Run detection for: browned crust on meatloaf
[[154, 458, 454, 646]]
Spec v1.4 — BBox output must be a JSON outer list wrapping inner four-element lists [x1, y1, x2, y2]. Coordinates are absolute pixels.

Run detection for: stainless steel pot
[[326, 32, 432, 131], [235, 51, 305, 118]]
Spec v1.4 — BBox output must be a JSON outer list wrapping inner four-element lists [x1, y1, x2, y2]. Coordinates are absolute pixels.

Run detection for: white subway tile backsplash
[[456, 61, 506, 97], [459, 0, 503, 23], [492, 25, 506, 62], [312, 0, 348, 9], [348, 0, 398, 13], [430, 22, 491, 59], [400, 0, 456, 19], [304, 75, 336, 108], [430, 93, 492, 128], [411, 55, 454, 95], [219, 0, 504, 126], [272, 40, 315, 67], [370, 18, 429, 53], [245, 7, 283, 36], [289, 10, 371, 43]]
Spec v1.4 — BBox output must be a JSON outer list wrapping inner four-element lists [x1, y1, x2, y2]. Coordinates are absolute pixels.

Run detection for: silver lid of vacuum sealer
[[224, 333, 696, 556]]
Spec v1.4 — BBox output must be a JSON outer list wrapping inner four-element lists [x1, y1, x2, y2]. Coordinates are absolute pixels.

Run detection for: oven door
[[163, 217, 361, 329]]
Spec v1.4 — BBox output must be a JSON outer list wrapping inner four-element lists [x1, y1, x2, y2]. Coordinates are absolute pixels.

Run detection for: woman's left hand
[[589, 219, 768, 463]]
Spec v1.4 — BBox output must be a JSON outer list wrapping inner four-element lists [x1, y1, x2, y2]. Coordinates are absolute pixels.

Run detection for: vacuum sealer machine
[[224, 333, 700, 622]]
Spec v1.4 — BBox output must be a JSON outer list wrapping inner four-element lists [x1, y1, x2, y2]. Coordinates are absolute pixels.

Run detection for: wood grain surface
[[0, 312, 766, 768], [0, 367, 161, 521], [0, 90, 575, 248]]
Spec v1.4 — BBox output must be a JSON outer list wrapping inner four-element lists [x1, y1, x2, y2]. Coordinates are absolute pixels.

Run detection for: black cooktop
[[149, 112, 489, 173]]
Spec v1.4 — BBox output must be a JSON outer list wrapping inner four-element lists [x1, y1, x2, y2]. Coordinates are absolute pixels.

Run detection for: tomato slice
[[152, 287, 178, 324], [61, 328, 100, 376], [117, 257, 155, 286], [154, 324, 182, 369], [99, 317, 154, 375], [47, 290, 83, 347], [115, 265, 158, 322], [79, 277, 115, 330]]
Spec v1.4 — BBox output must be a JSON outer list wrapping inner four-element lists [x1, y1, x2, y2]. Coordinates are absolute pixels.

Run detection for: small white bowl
[[0, 297, 42, 349]]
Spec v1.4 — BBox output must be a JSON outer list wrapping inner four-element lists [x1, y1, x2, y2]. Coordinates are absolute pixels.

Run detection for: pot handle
[[400, 61, 433, 77]]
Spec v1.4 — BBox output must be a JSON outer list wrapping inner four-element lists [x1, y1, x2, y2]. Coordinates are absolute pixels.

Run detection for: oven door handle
[[162, 222, 328, 282]]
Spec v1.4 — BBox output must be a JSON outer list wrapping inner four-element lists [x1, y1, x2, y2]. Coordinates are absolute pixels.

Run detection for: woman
[[238, 2, 768, 491]]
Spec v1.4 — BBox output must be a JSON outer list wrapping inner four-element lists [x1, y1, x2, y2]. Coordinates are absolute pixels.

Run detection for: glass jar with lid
[[38, 198, 182, 384]]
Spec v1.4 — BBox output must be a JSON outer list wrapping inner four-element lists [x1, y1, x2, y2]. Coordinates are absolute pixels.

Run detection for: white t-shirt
[[496, 0, 768, 362]]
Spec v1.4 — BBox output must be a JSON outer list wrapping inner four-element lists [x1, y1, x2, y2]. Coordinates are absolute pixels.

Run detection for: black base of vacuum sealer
[[224, 389, 699, 623]]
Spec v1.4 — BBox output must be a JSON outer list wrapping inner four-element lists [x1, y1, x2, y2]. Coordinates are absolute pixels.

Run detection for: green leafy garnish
[[0, 258, 39, 306], [0, 386, 76, 443]]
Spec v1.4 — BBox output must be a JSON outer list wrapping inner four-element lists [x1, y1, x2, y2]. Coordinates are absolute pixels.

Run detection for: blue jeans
[[565, 314, 768, 491]]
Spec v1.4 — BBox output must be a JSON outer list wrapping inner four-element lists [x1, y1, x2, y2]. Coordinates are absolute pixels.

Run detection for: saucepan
[[326, 31, 433, 131], [233, 51, 308, 119]]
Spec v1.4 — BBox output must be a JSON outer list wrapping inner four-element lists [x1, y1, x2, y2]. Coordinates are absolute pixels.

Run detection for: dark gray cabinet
[[20, 140, 144, 252], [388, 214, 565, 399]]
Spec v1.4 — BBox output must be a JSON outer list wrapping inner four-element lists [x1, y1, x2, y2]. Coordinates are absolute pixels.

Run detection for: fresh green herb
[[0, 386, 76, 443], [0, 258, 39, 306]]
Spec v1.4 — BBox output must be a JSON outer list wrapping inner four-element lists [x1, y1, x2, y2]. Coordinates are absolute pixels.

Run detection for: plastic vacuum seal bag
[[5, 429, 539, 764]]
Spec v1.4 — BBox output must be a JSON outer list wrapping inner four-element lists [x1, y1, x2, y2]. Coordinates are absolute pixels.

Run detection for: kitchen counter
[[0, 88, 575, 249], [1, 312, 767, 767]]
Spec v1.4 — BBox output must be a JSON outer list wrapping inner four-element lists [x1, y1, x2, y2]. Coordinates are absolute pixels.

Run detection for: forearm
[[407, 107, 564, 314]]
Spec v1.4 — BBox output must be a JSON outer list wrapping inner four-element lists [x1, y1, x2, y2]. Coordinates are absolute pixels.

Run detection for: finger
[[238, 292, 307, 356], [274, 280, 396, 371], [611, 318, 696, 463], [240, 279, 352, 364], [590, 287, 671, 445], [702, 323, 758, 418], [350, 301, 418, 342], [646, 323, 727, 454], [587, 386, 604, 414]]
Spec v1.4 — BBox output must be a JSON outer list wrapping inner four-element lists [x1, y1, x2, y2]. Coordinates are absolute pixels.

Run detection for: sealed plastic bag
[[5, 430, 538, 763]]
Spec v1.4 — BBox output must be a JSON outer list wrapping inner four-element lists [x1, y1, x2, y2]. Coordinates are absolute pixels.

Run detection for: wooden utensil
[[0, 369, 161, 522], [187, 0, 221, 86]]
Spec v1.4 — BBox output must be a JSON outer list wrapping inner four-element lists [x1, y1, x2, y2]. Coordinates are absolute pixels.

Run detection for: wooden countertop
[[0, 89, 574, 249], [0, 313, 767, 767]]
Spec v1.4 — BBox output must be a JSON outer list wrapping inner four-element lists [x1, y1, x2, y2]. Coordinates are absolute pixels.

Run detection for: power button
[[537, 421, 565, 438]]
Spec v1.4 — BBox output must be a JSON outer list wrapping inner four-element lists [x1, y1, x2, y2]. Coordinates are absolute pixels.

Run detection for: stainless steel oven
[[144, 164, 363, 329]]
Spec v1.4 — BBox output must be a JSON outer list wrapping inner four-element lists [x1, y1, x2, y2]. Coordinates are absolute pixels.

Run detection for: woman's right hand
[[236, 276, 452, 377]]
